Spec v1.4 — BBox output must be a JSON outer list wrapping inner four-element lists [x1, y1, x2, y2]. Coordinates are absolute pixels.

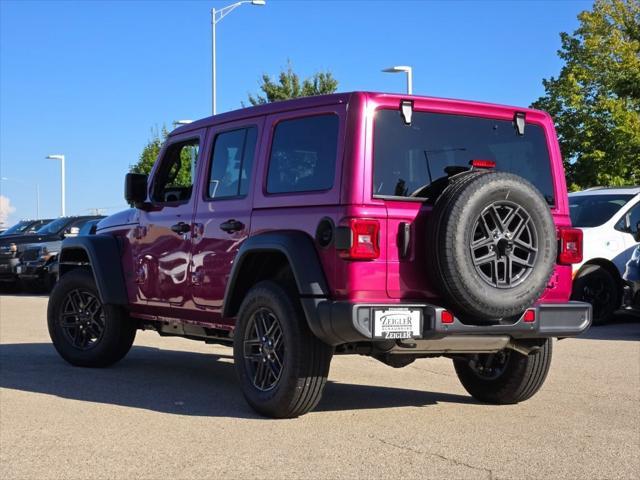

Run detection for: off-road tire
[[571, 264, 620, 325], [454, 339, 552, 404], [48, 269, 136, 367], [233, 281, 333, 418], [426, 171, 556, 320]]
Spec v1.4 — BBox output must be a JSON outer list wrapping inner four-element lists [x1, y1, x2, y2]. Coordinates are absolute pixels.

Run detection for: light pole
[[382, 65, 413, 95], [46, 154, 65, 216], [1, 177, 40, 219], [211, 0, 266, 115]]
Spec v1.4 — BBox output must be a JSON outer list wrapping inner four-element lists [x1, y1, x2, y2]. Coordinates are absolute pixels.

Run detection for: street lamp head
[[382, 65, 412, 73], [46, 154, 65, 161], [251, 0, 266, 5], [173, 120, 193, 126]]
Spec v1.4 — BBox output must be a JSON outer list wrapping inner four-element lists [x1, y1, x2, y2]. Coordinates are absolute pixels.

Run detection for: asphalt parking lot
[[1, 294, 638, 480]]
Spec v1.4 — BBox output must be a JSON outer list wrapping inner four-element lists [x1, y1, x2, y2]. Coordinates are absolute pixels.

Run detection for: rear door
[[188, 119, 263, 323]]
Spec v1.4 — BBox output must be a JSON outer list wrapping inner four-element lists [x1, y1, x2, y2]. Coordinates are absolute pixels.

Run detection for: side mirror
[[125, 173, 148, 207], [64, 226, 80, 238]]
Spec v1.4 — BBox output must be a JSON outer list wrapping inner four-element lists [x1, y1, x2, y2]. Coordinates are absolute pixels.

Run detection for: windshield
[[0, 219, 49, 236], [373, 110, 555, 205], [35, 217, 70, 235], [1, 221, 31, 236], [569, 194, 633, 227]]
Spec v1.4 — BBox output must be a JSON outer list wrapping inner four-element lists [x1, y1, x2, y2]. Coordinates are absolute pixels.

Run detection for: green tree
[[129, 126, 194, 189], [531, 0, 640, 190], [129, 126, 169, 176], [247, 62, 338, 106]]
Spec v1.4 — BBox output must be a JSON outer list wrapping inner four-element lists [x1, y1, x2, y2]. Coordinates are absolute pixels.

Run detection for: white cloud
[[0, 195, 17, 228]]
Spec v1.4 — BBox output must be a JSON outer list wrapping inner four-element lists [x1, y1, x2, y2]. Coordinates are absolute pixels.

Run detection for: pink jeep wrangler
[[48, 92, 591, 418]]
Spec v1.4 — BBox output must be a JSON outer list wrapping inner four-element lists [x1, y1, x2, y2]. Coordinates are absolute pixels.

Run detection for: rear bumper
[[303, 299, 592, 347]]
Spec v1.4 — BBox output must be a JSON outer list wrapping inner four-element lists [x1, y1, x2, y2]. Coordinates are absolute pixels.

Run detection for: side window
[[627, 203, 640, 234], [152, 139, 199, 203], [266, 114, 339, 194], [208, 127, 258, 199], [615, 202, 640, 233]]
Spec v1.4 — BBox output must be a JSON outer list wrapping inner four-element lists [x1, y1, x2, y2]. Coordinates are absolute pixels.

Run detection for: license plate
[[15, 266, 22, 274], [373, 308, 422, 339]]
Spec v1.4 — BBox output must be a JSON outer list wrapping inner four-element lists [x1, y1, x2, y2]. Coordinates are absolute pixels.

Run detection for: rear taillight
[[339, 219, 380, 260], [558, 227, 583, 264]]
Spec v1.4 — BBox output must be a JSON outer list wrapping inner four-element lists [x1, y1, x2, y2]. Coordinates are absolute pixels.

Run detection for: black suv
[[18, 219, 103, 291], [0, 216, 102, 287]]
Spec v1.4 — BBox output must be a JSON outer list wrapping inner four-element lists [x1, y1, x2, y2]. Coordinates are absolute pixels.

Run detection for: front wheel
[[453, 339, 552, 404], [47, 269, 136, 367], [233, 281, 333, 418]]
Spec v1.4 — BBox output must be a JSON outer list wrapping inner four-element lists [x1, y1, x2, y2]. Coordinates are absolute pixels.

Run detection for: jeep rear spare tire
[[426, 171, 556, 319]]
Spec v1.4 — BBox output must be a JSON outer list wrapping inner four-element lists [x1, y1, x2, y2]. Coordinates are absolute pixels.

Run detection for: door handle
[[171, 222, 191, 235], [220, 219, 244, 234]]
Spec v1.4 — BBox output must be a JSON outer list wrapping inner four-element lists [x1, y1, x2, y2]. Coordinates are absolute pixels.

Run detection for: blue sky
[[0, 0, 591, 226]]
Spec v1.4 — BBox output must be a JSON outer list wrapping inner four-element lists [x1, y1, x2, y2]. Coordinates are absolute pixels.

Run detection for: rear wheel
[[233, 281, 333, 418], [453, 339, 552, 404], [47, 269, 136, 367], [571, 264, 620, 325]]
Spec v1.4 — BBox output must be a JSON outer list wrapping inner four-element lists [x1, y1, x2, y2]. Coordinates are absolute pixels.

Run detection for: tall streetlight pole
[[0, 177, 40, 218], [46, 154, 65, 216], [382, 65, 413, 95], [211, 0, 266, 115]]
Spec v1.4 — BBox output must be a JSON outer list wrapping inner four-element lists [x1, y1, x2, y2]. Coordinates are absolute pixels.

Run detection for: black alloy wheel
[[470, 201, 538, 289], [59, 289, 106, 351], [233, 281, 333, 418], [48, 269, 136, 367], [243, 308, 285, 392]]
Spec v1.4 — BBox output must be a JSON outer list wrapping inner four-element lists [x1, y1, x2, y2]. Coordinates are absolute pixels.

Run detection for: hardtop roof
[[170, 91, 550, 136]]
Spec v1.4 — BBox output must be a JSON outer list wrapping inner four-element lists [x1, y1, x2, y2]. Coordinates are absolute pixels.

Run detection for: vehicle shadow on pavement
[[0, 343, 474, 418], [576, 312, 640, 342]]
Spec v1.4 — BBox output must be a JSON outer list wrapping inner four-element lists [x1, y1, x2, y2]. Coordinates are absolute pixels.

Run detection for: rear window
[[373, 110, 555, 205], [267, 114, 339, 194], [569, 194, 633, 227]]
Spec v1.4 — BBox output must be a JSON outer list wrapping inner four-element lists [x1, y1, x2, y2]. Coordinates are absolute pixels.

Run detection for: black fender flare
[[58, 235, 128, 305], [222, 231, 331, 337]]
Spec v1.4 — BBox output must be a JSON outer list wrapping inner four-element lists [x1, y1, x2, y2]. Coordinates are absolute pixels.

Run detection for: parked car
[[569, 187, 640, 324], [0, 219, 53, 238], [623, 240, 640, 310], [18, 218, 103, 292], [48, 92, 590, 418], [0, 216, 103, 288]]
